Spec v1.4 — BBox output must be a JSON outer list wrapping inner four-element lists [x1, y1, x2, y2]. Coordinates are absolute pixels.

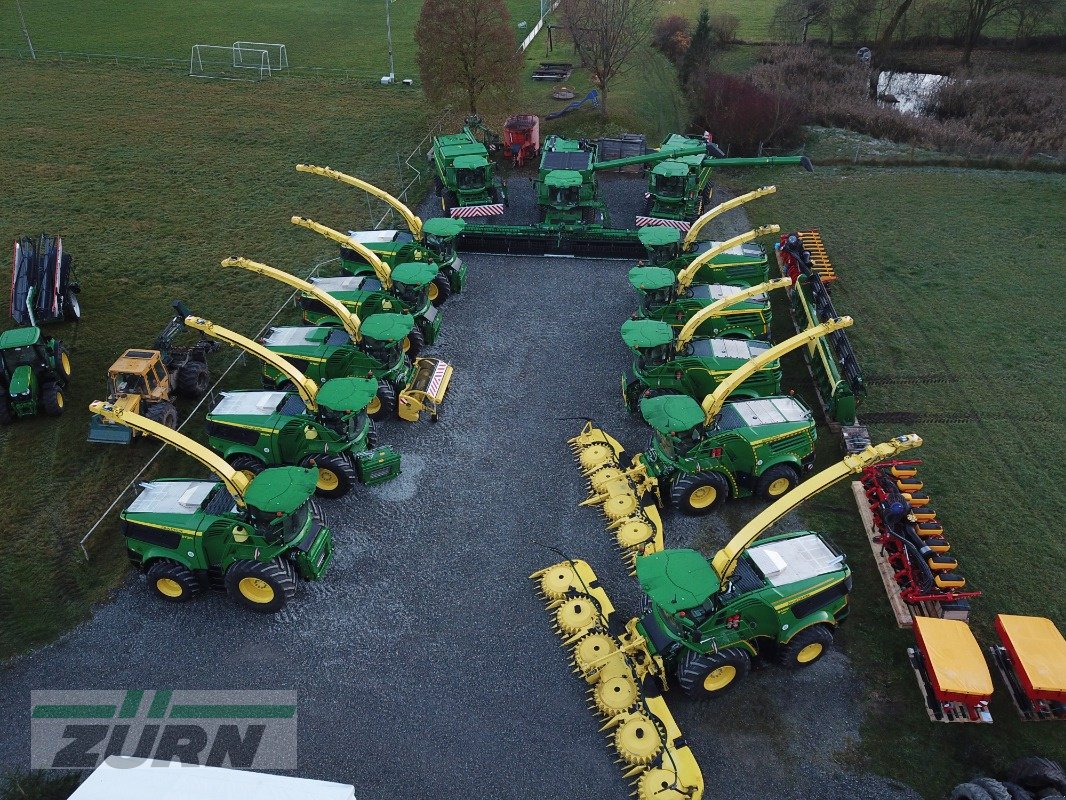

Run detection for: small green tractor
[[629, 226, 781, 340], [295, 164, 468, 301], [219, 258, 453, 423], [178, 310, 401, 497], [430, 117, 507, 215], [640, 134, 812, 226], [291, 216, 443, 354], [0, 323, 70, 422], [619, 278, 793, 411], [90, 400, 334, 613]]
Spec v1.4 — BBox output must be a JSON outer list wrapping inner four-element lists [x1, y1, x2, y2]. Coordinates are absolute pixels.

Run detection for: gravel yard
[[0, 177, 921, 800]]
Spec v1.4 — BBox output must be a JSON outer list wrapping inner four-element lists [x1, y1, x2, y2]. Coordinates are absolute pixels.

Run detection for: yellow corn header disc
[[637, 768, 692, 800], [587, 465, 625, 492], [578, 442, 617, 471], [537, 564, 580, 600], [601, 492, 640, 520], [556, 597, 598, 636], [574, 633, 617, 673], [593, 674, 639, 716], [613, 713, 664, 766], [614, 517, 655, 549]]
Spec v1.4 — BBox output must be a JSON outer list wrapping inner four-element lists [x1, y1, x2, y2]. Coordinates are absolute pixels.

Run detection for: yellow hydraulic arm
[[683, 186, 778, 249], [89, 400, 251, 503], [220, 257, 363, 342], [699, 316, 853, 424], [182, 316, 322, 412], [676, 225, 781, 292], [290, 215, 392, 286], [675, 277, 792, 350], [711, 434, 923, 580], [296, 164, 424, 238]]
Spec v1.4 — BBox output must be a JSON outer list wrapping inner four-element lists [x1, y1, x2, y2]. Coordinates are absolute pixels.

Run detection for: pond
[[877, 71, 950, 115]]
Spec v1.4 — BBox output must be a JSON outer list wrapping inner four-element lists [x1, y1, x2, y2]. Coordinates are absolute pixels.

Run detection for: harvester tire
[[756, 463, 800, 502], [671, 472, 728, 515], [428, 274, 451, 306], [677, 647, 750, 699], [229, 454, 265, 482], [777, 624, 834, 669], [302, 453, 356, 498], [145, 400, 178, 430], [402, 326, 425, 359], [998, 782, 1035, 800], [1008, 759, 1066, 794], [176, 361, 211, 398], [367, 382, 396, 421], [225, 558, 296, 613], [53, 341, 72, 382], [0, 396, 12, 424], [972, 779, 1016, 800], [146, 560, 201, 603], [366, 420, 378, 449], [951, 783, 996, 800], [40, 383, 65, 416]]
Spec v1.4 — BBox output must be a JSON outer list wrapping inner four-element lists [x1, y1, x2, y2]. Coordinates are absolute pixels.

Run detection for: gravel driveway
[[0, 176, 921, 800]]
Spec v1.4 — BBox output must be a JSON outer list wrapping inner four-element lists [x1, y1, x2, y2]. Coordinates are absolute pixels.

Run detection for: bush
[[652, 15, 692, 64], [709, 13, 741, 45], [690, 73, 804, 155]]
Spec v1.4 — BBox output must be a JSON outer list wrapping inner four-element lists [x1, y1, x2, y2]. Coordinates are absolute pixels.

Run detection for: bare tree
[[867, 0, 916, 98], [415, 0, 523, 115], [562, 0, 657, 115], [959, 0, 1020, 63], [770, 0, 834, 42]]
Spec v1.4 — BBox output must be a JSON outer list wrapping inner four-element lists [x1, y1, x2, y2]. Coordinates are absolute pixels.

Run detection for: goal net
[[189, 44, 271, 81], [233, 42, 288, 71]]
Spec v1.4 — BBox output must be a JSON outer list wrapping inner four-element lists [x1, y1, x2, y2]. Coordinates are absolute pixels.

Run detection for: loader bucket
[[87, 414, 133, 444], [530, 560, 705, 800], [397, 356, 453, 422], [568, 423, 664, 569]]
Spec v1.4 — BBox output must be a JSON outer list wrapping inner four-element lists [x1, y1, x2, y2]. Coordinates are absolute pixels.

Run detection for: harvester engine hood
[[243, 467, 319, 517], [315, 377, 378, 415], [635, 549, 720, 612], [640, 395, 704, 435]]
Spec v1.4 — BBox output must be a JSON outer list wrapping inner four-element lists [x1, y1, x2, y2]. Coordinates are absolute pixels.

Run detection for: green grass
[[730, 164, 1066, 796]]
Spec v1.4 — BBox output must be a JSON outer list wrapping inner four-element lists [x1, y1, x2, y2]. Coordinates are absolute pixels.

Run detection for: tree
[[867, 0, 916, 98], [415, 0, 523, 115], [959, 0, 1020, 64], [770, 0, 833, 43], [651, 15, 692, 64], [562, 0, 657, 115], [680, 7, 715, 87]]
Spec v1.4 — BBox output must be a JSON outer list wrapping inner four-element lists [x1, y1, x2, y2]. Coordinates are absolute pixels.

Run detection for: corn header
[[534, 435, 921, 799]]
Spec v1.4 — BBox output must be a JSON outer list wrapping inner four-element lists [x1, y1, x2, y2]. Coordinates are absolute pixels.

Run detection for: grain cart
[[571, 317, 853, 564], [619, 281, 818, 411], [531, 435, 921, 799], [0, 317, 70, 422], [89, 400, 333, 613], [290, 216, 443, 355], [503, 114, 540, 167], [629, 226, 782, 340], [431, 117, 507, 217], [295, 164, 467, 301], [88, 303, 220, 443], [11, 233, 81, 324], [639, 135, 812, 230], [220, 257, 452, 423]]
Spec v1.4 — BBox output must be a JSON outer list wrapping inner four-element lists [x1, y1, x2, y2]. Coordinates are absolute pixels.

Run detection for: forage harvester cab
[[90, 400, 334, 614], [430, 117, 507, 216], [294, 164, 468, 300]]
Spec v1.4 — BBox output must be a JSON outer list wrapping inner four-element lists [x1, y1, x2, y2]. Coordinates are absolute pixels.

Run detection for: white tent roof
[[71, 758, 355, 800]]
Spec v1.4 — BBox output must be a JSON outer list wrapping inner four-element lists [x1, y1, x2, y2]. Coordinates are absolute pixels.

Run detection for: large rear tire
[[40, 383, 65, 416], [402, 326, 425, 359], [302, 453, 357, 498], [428, 274, 452, 307], [776, 624, 834, 669], [366, 381, 397, 421], [176, 361, 210, 398], [1008, 759, 1066, 794], [756, 463, 800, 502], [951, 784, 996, 800], [676, 647, 750, 700], [225, 558, 297, 614], [146, 560, 201, 603], [229, 454, 266, 483], [670, 471, 729, 515], [53, 341, 72, 382], [971, 779, 1016, 800], [145, 400, 178, 430]]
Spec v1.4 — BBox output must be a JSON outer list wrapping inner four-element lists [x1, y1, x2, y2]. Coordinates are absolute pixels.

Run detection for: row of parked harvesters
[[82, 167, 465, 613]]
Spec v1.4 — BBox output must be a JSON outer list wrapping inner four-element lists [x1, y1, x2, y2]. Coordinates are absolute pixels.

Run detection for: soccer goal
[[189, 44, 271, 82], [233, 42, 288, 71]]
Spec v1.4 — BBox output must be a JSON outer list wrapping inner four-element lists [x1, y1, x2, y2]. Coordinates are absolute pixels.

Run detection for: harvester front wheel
[[677, 647, 750, 699], [145, 400, 178, 430], [225, 558, 297, 613], [777, 624, 834, 669], [367, 382, 396, 421], [366, 420, 378, 449], [402, 327, 425, 359], [756, 464, 800, 502], [229, 454, 265, 483], [146, 560, 201, 603], [302, 453, 357, 498], [176, 361, 211, 398], [428, 275, 451, 306], [40, 383, 65, 416], [53, 342, 72, 382], [671, 472, 728, 515]]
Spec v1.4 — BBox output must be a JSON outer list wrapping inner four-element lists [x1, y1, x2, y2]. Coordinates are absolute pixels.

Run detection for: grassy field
[[733, 164, 1066, 794]]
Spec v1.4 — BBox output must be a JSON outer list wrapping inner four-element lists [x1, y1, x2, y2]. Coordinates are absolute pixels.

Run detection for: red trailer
[[990, 614, 1066, 721], [908, 616, 994, 723], [503, 115, 540, 167]]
